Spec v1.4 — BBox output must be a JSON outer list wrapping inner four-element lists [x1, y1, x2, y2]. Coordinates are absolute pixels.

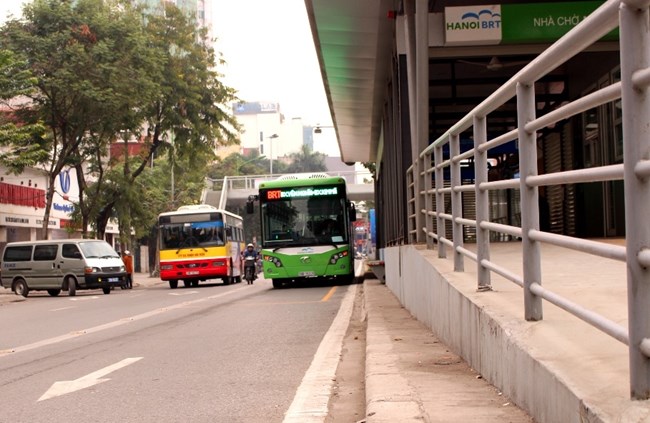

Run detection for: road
[[0, 277, 356, 423]]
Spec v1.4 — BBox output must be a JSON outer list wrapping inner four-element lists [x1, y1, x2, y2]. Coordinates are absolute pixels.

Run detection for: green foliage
[[284, 144, 327, 174], [0, 0, 240, 241], [362, 162, 376, 178], [0, 49, 48, 173]]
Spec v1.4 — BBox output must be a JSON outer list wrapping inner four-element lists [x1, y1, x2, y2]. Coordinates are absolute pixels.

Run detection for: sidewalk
[[363, 278, 534, 422]]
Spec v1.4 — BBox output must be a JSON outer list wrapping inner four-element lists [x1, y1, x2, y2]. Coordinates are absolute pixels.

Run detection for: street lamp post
[[268, 133, 279, 175]]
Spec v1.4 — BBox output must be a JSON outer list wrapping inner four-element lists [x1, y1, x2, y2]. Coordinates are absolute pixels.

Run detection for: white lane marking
[[0, 286, 250, 357], [38, 357, 143, 401], [50, 306, 75, 312], [69, 296, 100, 301], [169, 290, 199, 296], [283, 283, 357, 423]]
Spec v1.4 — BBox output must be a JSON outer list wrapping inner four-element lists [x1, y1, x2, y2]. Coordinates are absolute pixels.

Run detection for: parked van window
[[62, 244, 82, 259], [4, 246, 32, 261], [34, 245, 57, 261]]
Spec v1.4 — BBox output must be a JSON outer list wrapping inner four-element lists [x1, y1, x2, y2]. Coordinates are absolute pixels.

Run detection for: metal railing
[[406, 0, 650, 399]]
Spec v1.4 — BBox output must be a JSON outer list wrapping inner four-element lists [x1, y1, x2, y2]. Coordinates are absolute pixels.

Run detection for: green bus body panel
[[261, 247, 353, 280]]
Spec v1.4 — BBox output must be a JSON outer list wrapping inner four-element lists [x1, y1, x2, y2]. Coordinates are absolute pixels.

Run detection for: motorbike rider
[[242, 243, 259, 283]]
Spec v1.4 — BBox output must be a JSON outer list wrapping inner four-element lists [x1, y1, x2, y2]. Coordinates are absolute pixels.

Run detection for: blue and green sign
[[445, 2, 618, 46]]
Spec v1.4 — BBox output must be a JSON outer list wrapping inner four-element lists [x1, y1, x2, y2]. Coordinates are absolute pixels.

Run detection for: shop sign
[[1, 213, 60, 229]]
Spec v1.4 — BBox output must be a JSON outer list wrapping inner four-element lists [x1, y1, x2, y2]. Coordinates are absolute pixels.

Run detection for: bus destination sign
[[265, 186, 338, 201]]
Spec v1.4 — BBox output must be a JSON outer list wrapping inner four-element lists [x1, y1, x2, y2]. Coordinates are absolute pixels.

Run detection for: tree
[[0, 49, 48, 171], [284, 144, 327, 174], [92, 2, 241, 239], [207, 151, 267, 181], [1, 0, 240, 240], [0, 0, 162, 238]]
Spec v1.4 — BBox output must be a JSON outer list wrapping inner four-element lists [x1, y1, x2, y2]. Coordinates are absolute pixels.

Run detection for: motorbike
[[244, 256, 257, 284]]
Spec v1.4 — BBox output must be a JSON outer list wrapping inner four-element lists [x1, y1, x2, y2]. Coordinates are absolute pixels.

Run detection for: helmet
[[247, 243, 254, 248]]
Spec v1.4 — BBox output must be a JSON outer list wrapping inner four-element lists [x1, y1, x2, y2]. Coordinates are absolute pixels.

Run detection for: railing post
[[450, 133, 464, 271], [435, 144, 446, 258], [417, 156, 426, 244], [517, 82, 543, 321], [620, 0, 650, 400], [473, 116, 492, 291], [425, 151, 434, 250]]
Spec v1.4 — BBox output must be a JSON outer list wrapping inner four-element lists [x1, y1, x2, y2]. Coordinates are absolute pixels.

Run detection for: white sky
[[0, 0, 338, 149]]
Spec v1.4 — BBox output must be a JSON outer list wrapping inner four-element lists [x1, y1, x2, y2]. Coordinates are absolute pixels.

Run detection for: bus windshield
[[261, 194, 349, 248], [160, 218, 225, 250]]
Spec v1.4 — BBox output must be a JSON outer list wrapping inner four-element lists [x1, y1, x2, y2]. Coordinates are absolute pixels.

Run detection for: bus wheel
[[169, 280, 178, 289], [272, 279, 284, 289], [183, 280, 191, 288], [14, 279, 30, 297], [223, 277, 231, 285], [191, 280, 199, 287]]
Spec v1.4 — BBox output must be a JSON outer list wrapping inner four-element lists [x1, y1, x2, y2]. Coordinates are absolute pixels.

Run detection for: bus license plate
[[187, 271, 200, 275], [299, 271, 315, 277]]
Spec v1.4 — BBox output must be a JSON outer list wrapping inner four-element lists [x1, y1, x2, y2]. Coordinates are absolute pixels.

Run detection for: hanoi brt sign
[[445, 5, 502, 46], [445, 2, 617, 46]]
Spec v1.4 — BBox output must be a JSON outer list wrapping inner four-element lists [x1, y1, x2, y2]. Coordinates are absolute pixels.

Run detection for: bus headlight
[[329, 251, 349, 265], [160, 264, 173, 271], [263, 255, 283, 268]]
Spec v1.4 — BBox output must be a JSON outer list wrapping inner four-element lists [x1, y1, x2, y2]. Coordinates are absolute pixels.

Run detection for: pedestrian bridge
[[201, 171, 375, 209]]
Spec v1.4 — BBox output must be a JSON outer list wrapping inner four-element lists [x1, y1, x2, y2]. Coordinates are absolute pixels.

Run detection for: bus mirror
[[246, 195, 257, 214], [349, 202, 357, 222]]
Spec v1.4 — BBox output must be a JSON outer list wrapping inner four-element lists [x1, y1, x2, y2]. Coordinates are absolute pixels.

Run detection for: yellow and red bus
[[158, 205, 244, 289]]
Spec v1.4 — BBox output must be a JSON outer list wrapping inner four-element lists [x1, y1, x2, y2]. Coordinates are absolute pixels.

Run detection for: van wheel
[[14, 279, 29, 297], [169, 280, 178, 289], [67, 277, 76, 297], [102, 287, 111, 294], [47, 289, 61, 297]]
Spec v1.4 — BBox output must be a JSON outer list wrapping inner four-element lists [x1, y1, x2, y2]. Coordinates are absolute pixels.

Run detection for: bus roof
[[259, 173, 346, 189], [157, 204, 242, 220]]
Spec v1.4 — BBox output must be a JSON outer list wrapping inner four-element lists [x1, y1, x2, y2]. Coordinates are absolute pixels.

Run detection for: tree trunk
[[41, 173, 57, 240]]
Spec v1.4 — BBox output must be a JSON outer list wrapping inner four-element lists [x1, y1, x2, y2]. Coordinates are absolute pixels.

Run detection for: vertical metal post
[[425, 151, 434, 249], [450, 133, 464, 271], [418, 156, 427, 244], [435, 144, 446, 258], [413, 0, 429, 243], [412, 158, 422, 244], [620, 0, 650, 399], [473, 116, 492, 291], [517, 82, 543, 321]]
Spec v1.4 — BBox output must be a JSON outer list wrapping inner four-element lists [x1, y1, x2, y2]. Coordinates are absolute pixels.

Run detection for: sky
[[0, 0, 338, 152]]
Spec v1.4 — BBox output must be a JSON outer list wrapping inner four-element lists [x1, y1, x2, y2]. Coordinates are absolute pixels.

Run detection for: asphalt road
[[0, 277, 353, 423]]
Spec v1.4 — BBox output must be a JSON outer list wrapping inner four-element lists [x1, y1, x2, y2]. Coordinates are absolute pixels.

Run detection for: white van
[[0, 239, 127, 297]]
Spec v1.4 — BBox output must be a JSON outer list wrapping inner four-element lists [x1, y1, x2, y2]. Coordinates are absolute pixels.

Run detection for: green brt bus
[[247, 173, 357, 289]]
